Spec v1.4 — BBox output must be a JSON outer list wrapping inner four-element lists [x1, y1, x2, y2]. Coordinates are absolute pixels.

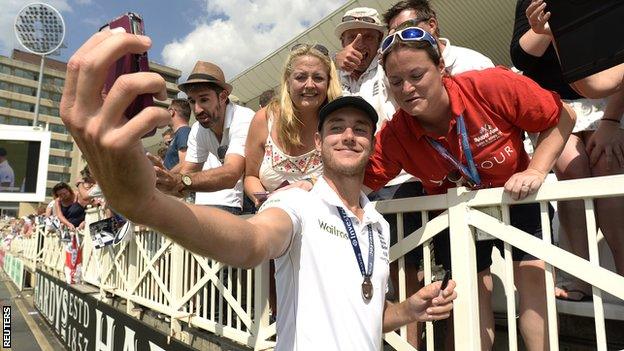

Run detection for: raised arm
[[510, 0, 552, 71], [60, 30, 292, 268]]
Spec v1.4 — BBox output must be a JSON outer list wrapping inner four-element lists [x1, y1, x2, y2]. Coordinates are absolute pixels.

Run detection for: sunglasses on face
[[341, 15, 376, 24], [380, 26, 438, 56], [290, 43, 330, 57]]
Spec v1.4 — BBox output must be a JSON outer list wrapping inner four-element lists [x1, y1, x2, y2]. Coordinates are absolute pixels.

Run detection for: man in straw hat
[[152, 61, 254, 214], [334, 7, 393, 128]]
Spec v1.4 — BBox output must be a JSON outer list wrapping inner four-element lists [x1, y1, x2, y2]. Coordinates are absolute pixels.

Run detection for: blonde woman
[[244, 44, 342, 207]]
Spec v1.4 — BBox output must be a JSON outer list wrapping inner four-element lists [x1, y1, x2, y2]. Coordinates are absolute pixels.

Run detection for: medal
[[337, 207, 375, 302], [362, 276, 373, 301]]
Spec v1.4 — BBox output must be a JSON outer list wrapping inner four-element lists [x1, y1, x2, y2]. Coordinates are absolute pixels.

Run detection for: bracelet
[[601, 118, 621, 124]]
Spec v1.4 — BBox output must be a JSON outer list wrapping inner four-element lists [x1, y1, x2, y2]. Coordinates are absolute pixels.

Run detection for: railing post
[[126, 231, 139, 317], [169, 242, 185, 340], [251, 260, 270, 350], [447, 187, 481, 350]]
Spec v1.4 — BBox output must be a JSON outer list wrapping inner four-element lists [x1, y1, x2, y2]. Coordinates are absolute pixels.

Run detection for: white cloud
[[162, 0, 346, 83], [0, 0, 72, 56]]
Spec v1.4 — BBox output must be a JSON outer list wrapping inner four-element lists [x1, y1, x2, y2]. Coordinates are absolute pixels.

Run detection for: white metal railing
[[34, 208, 276, 350], [378, 174, 624, 351], [4, 174, 624, 351]]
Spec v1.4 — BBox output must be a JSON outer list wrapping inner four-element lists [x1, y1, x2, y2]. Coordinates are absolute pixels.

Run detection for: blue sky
[[1, 0, 347, 81]]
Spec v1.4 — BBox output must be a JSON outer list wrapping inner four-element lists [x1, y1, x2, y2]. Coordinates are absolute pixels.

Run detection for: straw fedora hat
[[178, 61, 233, 93]]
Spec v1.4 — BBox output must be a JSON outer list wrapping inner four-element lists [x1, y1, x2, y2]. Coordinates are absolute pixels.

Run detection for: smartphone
[[100, 13, 155, 136]]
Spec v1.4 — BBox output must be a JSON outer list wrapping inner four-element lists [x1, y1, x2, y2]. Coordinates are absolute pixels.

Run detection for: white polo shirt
[[186, 102, 254, 208], [440, 38, 495, 75], [339, 56, 396, 131], [260, 176, 390, 351], [0, 160, 15, 187]]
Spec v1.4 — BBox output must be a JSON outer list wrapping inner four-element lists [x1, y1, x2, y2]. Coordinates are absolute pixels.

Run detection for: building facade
[[0, 49, 180, 217]]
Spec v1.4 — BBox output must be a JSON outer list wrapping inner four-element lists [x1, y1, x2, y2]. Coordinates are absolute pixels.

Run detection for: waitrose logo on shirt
[[318, 220, 348, 240]]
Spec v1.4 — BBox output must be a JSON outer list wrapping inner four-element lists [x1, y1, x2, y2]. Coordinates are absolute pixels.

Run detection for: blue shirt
[[164, 126, 191, 170]]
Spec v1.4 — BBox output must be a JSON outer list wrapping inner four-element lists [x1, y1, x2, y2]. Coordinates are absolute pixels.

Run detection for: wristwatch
[[181, 174, 193, 189]]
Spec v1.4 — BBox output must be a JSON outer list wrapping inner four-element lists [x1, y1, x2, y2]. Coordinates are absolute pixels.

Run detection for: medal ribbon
[[336, 207, 374, 280], [425, 115, 481, 187]]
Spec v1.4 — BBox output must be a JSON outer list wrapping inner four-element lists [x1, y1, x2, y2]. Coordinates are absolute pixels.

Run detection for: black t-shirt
[[509, 0, 582, 100], [60, 201, 85, 227]]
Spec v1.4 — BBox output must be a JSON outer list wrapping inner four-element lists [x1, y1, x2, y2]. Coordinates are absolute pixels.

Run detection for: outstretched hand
[[406, 279, 457, 322], [60, 29, 170, 219]]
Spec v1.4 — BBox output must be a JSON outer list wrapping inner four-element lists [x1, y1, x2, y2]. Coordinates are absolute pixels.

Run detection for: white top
[[259, 114, 323, 191], [186, 102, 254, 208], [440, 38, 495, 75], [260, 176, 390, 351], [0, 160, 15, 187], [338, 56, 396, 131]]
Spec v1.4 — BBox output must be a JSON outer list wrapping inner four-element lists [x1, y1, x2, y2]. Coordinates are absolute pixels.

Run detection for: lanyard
[[425, 115, 481, 187], [336, 207, 374, 280]]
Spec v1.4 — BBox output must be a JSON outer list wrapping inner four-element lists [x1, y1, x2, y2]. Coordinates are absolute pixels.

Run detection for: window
[[0, 64, 11, 75], [40, 106, 59, 117], [48, 171, 70, 182], [14, 68, 37, 80], [0, 81, 37, 97], [12, 101, 34, 112], [49, 155, 72, 167], [49, 123, 67, 134], [44, 76, 64, 87], [8, 117, 30, 126], [50, 139, 73, 151]]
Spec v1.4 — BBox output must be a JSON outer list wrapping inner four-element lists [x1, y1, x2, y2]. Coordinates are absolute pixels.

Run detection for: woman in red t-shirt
[[366, 26, 575, 350]]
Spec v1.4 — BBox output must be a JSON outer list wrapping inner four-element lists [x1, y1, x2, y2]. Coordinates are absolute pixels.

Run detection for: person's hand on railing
[[504, 168, 546, 201], [405, 279, 457, 322]]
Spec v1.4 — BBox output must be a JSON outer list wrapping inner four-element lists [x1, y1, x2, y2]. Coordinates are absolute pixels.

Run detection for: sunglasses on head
[[389, 17, 431, 33], [380, 26, 438, 56], [341, 15, 376, 23], [290, 43, 330, 57]]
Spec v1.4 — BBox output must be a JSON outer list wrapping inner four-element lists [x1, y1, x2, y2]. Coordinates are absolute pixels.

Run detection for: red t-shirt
[[365, 67, 562, 195]]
